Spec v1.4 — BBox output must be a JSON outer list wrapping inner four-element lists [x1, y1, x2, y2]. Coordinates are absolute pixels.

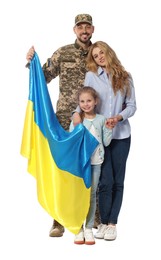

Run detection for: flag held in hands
[[20, 53, 98, 234]]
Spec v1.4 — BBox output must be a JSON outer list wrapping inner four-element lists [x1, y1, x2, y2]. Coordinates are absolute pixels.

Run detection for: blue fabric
[[29, 53, 99, 188]]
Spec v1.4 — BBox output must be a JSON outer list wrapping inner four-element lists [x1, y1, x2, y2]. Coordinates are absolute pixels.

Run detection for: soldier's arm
[[42, 48, 61, 83]]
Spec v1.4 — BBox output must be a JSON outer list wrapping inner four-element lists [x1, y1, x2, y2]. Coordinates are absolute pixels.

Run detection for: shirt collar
[[74, 40, 92, 54], [97, 66, 105, 76]]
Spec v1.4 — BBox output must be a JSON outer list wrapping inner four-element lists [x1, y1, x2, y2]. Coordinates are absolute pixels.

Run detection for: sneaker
[[49, 220, 65, 237], [84, 228, 95, 245], [104, 225, 117, 241], [94, 224, 108, 239], [74, 228, 84, 245]]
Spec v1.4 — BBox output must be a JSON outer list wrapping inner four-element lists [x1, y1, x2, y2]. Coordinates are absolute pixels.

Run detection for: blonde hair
[[86, 41, 131, 96]]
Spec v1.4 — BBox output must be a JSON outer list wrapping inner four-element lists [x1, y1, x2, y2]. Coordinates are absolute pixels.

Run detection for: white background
[[0, 0, 160, 259]]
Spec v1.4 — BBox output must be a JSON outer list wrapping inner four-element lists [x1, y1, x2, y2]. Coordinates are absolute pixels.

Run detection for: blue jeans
[[86, 164, 101, 229], [98, 137, 131, 224]]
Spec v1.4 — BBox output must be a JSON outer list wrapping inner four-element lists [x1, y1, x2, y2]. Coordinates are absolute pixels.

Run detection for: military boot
[[49, 220, 65, 237]]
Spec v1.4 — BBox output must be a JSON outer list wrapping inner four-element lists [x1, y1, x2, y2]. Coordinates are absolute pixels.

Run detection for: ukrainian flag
[[20, 53, 98, 234]]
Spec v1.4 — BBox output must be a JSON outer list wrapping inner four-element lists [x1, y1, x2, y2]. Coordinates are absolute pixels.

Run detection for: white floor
[[1, 0, 161, 259], [1, 157, 160, 260]]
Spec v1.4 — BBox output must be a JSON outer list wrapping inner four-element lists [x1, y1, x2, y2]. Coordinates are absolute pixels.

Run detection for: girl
[[70, 86, 112, 245]]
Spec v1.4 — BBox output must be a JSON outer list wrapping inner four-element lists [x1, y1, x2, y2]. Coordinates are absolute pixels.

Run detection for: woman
[[73, 41, 137, 240]]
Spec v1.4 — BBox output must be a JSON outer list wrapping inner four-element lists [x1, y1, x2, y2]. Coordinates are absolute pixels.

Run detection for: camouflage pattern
[[75, 14, 93, 25], [42, 38, 101, 229], [42, 40, 91, 130], [94, 189, 101, 228]]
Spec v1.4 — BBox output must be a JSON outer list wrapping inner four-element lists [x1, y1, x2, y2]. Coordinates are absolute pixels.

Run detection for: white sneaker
[[94, 224, 108, 239], [104, 226, 117, 241], [84, 228, 95, 245], [74, 228, 84, 245]]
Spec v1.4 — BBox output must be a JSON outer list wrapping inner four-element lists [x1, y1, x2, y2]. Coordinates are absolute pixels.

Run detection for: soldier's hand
[[26, 46, 35, 62]]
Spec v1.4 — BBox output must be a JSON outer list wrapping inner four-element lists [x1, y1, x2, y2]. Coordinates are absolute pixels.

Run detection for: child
[[70, 86, 112, 245]]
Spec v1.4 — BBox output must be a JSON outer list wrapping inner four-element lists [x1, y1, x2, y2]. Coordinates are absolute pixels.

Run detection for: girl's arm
[[102, 123, 112, 146]]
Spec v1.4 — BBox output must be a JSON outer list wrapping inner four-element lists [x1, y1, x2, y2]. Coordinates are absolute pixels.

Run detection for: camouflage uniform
[[42, 14, 100, 235], [42, 40, 91, 130], [43, 40, 101, 229]]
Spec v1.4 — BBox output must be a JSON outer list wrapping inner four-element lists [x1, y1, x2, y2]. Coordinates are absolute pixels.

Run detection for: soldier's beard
[[78, 34, 92, 44]]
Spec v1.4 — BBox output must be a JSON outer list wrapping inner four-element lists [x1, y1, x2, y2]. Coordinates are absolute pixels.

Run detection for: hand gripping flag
[[20, 53, 99, 234]]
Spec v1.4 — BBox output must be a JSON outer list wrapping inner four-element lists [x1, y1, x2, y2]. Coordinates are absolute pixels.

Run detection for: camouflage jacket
[[42, 40, 91, 130]]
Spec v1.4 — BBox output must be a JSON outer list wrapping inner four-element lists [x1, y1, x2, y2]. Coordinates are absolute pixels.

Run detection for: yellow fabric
[[21, 101, 91, 234]]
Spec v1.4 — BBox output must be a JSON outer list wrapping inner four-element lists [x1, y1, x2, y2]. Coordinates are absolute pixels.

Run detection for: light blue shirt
[[83, 67, 137, 139]]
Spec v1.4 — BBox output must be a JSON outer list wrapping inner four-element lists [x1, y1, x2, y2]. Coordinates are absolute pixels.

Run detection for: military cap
[[75, 14, 93, 25]]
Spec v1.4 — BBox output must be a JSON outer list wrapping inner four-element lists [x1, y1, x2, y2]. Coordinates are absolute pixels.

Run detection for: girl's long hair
[[86, 41, 131, 96]]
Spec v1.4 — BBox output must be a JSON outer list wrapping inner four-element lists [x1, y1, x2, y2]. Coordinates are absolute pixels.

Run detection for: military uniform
[[42, 41, 91, 130], [42, 14, 101, 236]]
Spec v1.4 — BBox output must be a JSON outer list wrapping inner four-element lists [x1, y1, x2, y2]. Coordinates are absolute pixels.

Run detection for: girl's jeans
[[86, 164, 101, 228]]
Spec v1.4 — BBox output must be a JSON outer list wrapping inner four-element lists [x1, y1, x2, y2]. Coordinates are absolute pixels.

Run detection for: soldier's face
[[74, 23, 94, 43]]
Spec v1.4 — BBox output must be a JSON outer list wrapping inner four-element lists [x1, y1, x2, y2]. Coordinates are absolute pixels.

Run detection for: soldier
[[26, 13, 100, 238]]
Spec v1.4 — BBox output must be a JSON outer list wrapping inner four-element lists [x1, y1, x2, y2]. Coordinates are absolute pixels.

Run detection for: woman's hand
[[106, 115, 123, 129]]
